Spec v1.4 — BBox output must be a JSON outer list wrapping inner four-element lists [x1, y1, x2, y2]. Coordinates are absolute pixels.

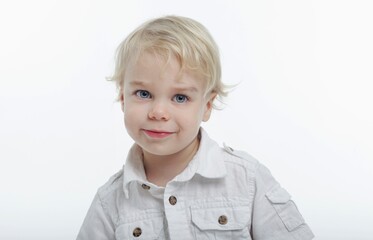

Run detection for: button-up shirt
[[77, 128, 314, 240]]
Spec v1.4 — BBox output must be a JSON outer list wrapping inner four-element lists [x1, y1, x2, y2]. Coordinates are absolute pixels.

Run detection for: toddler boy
[[77, 15, 314, 240]]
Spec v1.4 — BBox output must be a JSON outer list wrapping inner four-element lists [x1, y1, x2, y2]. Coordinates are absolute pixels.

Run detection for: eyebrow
[[129, 81, 147, 87], [129, 81, 199, 93], [173, 86, 199, 93]]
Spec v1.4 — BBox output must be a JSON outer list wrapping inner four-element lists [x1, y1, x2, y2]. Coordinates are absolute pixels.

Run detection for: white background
[[0, 0, 372, 239]]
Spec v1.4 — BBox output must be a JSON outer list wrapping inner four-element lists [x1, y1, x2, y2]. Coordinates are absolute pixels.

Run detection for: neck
[[142, 136, 200, 187]]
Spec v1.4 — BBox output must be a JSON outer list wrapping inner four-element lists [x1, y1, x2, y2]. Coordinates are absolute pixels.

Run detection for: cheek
[[179, 106, 205, 124], [123, 103, 147, 123], [123, 106, 141, 135]]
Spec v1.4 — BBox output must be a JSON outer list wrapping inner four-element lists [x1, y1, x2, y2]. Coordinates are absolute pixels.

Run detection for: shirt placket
[[163, 183, 193, 240]]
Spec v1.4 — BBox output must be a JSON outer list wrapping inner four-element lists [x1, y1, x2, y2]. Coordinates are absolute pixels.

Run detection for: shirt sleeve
[[76, 193, 115, 240], [251, 163, 314, 240]]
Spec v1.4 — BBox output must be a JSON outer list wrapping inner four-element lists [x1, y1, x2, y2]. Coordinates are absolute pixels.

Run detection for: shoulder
[[221, 143, 261, 171], [220, 143, 280, 188], [218, 143, 269, 191], [96, 168, 124, 200]]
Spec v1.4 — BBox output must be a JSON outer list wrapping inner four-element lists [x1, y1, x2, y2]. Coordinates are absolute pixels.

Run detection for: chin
[[143, 148, 177, 156]]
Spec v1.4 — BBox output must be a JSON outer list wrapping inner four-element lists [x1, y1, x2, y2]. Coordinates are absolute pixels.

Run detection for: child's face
[[120, 51, 215, 157]]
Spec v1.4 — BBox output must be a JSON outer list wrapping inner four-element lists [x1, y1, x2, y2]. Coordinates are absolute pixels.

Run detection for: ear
[[202, 92, 217, 122], [119, 90, 125, 113]]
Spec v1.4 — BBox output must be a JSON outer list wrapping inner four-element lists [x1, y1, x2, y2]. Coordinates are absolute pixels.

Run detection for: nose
[[148, 100, 170, 121]]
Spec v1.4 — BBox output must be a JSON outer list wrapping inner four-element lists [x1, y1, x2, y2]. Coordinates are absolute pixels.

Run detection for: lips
[[142, 129, 174, 139]]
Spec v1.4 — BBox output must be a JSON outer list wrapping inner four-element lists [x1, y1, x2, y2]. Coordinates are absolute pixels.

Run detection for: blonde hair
[[109, 15, 229, 106]]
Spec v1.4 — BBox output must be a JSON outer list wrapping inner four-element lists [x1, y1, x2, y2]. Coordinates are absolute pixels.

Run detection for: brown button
[[141, 183, 150, 190], [169, 196, 177, 205], [218, 215, 228, 225], [133, 227, 142, 237]]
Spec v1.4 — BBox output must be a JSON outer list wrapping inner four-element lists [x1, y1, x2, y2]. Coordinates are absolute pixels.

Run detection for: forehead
[[125, 51, 207, 89]]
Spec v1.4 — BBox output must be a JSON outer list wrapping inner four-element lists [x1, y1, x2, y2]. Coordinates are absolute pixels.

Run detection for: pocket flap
[[265, 187, 305, 232], [191, 205, 251, 231], [115, 217, 164, 240], [265, 187, 291, 204]]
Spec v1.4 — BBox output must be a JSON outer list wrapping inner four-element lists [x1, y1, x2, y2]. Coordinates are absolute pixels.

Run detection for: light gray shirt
[[77, 128, 314, 239]]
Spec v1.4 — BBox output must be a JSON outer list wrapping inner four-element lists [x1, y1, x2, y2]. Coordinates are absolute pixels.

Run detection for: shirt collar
[[176, 128, 227, 181], [122, 127, 227, 198], [122, 144, 147, 198]]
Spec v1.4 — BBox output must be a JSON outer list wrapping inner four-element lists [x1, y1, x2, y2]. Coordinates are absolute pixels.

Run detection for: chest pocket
[[115, 216, 165, 240], [190, 202, 252, 240]]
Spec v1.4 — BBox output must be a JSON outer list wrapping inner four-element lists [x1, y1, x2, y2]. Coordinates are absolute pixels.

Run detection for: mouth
[[142, 129, 175, 139]]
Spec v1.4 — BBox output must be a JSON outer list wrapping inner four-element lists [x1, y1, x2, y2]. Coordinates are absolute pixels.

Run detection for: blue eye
[[135, 90, 151, 99], [173, 94, 188, 103]]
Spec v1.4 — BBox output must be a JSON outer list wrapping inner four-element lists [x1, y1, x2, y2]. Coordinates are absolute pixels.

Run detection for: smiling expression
[[120, 51, 215, 159]]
